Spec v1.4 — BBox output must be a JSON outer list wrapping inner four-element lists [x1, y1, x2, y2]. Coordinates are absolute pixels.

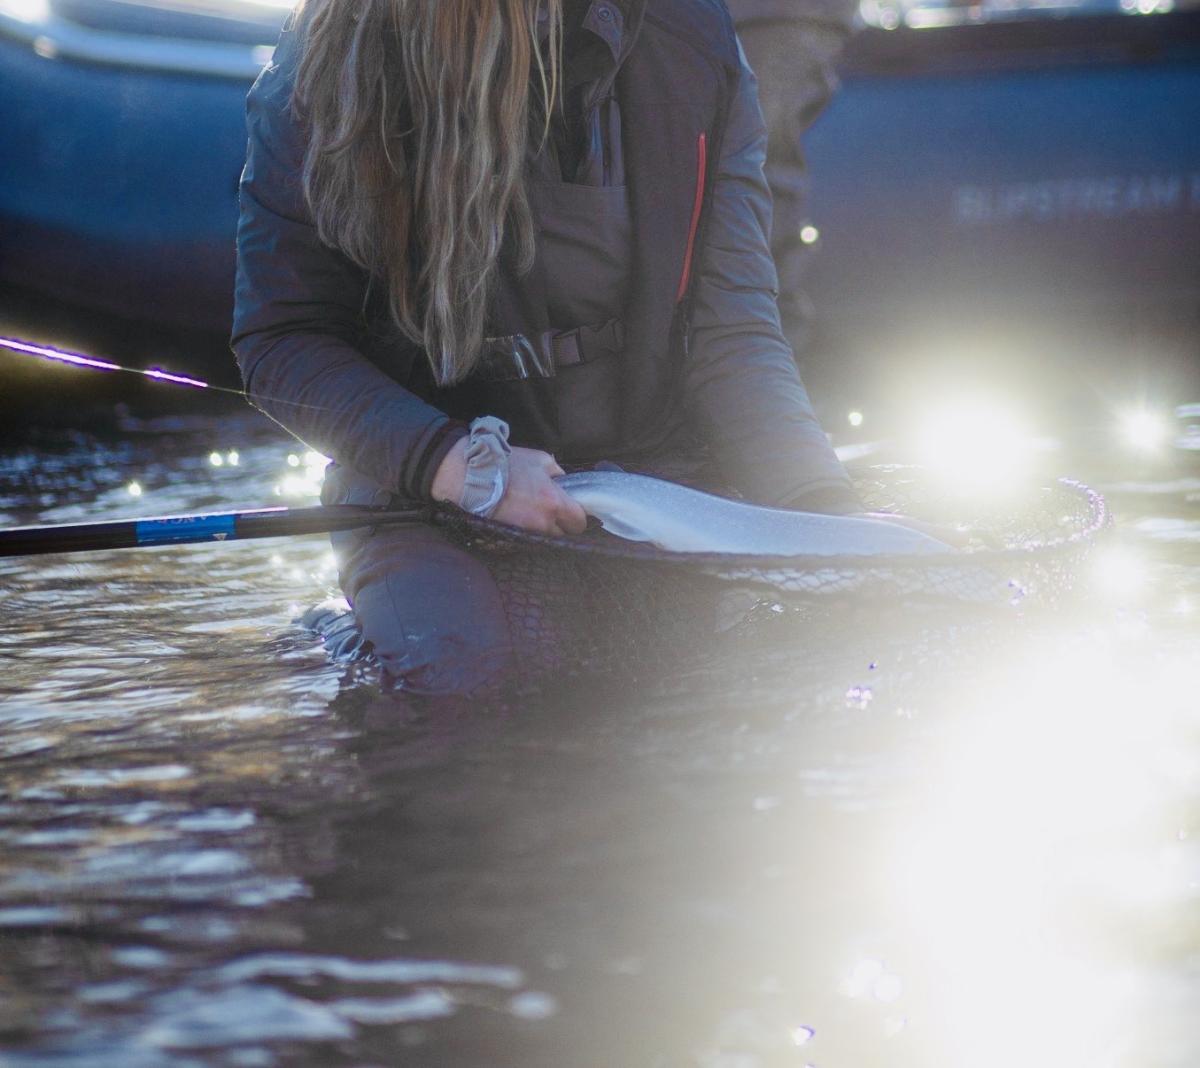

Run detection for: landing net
[[399, 466, 1109, 687]]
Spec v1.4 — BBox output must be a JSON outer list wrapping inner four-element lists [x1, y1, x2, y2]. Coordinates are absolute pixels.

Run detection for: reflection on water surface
[[0, 417, 1197, 1066]]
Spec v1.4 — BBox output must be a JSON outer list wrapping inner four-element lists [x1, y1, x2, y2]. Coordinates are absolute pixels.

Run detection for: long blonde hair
[[294, 0, 561, 385]]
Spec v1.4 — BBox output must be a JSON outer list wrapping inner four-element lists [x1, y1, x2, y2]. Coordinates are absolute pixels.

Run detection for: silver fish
[[555, 470, 952, 556]]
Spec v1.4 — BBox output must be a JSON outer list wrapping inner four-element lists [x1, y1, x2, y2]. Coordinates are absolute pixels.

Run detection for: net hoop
[[430, 469, 1110, 603]]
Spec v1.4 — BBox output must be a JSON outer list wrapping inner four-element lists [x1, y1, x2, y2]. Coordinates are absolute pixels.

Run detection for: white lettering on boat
[[952, 173, 1200, 225]]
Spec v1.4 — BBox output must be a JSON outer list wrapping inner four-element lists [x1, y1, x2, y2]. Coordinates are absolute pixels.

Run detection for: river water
[[1, 413, 1197, 1067]]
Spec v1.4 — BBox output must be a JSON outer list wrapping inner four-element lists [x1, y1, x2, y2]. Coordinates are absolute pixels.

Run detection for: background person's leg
[[729, 6, 859, 351]]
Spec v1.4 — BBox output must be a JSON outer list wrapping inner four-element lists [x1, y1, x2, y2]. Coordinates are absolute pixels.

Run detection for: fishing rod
[[0, 505, 429, 559], [2, 334, 346, 413], [0, 334, 440, 557], [1, 335, 229, 393]]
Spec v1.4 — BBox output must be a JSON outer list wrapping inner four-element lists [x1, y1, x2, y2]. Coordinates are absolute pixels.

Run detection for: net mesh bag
[[410, 465, 1110, 688]]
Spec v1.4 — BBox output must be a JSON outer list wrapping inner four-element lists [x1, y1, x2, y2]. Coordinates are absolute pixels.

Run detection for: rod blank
[[0, 505, 430, 558]]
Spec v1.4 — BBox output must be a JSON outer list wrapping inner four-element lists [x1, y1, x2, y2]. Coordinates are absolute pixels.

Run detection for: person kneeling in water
[[232, 0, 862, 695]]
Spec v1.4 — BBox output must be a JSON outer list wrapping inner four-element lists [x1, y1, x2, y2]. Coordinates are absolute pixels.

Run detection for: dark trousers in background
[[728, 1, 860, 348]]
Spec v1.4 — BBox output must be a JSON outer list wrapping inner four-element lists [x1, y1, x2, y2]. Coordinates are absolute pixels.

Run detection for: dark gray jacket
[[231, 0, 858, 512]]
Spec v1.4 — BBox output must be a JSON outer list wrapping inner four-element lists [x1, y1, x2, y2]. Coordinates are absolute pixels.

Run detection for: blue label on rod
[[135, 515, 237, 545]]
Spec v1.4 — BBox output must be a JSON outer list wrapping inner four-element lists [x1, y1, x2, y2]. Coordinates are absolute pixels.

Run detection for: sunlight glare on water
[[890, 628, 1197, 1068], [915, 397, 1033, 491]]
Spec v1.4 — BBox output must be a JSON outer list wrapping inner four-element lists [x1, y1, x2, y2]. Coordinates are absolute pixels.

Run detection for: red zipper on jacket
[[675, 131, 707, 303]]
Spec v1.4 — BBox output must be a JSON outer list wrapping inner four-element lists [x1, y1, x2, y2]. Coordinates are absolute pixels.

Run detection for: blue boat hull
[[0, 9, 1196, 407], [0, 35, 252, 330], [806, 15, 1200, 325]]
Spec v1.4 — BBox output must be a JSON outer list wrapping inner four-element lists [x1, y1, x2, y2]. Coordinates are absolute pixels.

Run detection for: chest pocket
[[454, 176, 631, 460]]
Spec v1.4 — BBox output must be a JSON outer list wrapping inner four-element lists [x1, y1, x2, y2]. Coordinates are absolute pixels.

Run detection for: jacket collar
[[537, 0, 645, 90]]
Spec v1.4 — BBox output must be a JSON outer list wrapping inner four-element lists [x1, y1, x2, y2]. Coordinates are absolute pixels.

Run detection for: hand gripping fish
[[555, 471, 952, 556]]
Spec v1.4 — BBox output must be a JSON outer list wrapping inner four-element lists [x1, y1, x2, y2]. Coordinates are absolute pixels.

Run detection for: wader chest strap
[[478, 319, 626, 381]]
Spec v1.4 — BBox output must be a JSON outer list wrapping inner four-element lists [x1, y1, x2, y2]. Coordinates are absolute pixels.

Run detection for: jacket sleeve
[[230, 34, 465, 501], [681, 42, 860, 513]]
